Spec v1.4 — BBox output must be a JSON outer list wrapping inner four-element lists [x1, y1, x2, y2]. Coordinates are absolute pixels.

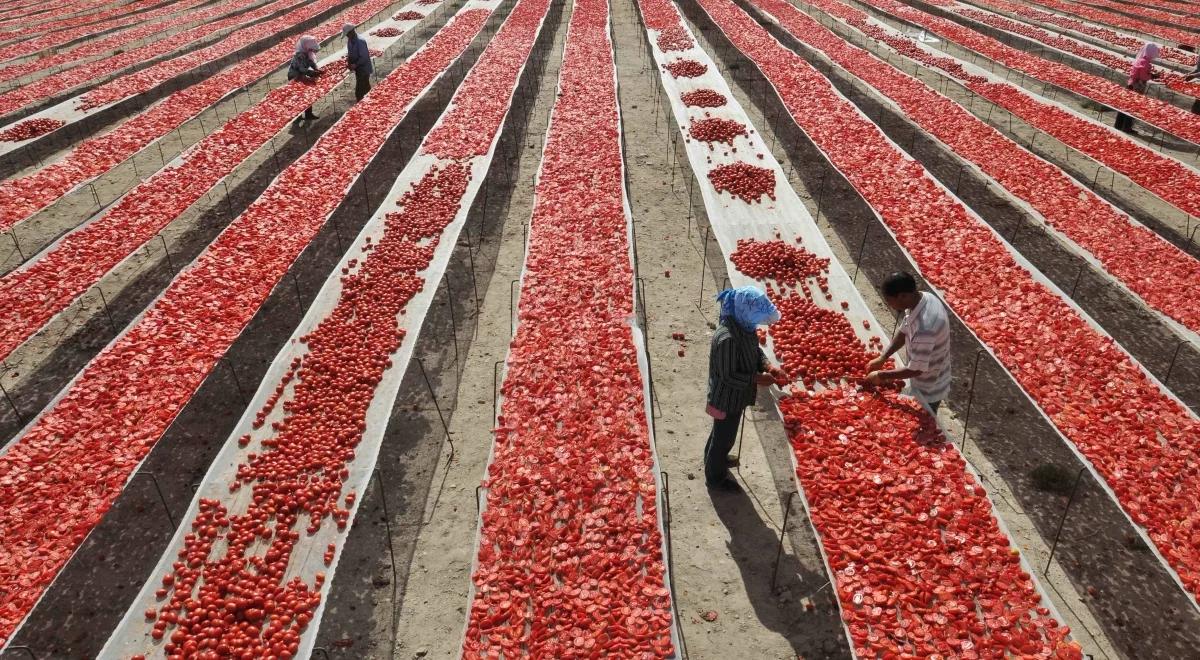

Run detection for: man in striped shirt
[[866, 272, 952, 412]]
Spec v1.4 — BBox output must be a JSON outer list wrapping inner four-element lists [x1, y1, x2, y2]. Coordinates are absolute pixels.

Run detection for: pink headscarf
[[1129, 42, 1161, 85]]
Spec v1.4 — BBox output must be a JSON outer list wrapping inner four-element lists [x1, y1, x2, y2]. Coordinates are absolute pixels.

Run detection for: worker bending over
[[867, 272, 952, 413]]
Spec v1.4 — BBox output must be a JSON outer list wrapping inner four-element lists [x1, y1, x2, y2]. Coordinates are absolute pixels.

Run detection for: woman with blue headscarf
[[705, 286, 780, 491]]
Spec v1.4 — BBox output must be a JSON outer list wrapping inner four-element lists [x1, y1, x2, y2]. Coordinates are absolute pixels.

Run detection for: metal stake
[[959, 348, 986, 451], [92, 286, 117, 335], [416, 358, 450, 440], [771, 491, 797, 591], [220, 355, 248, 405], [852, 221, 872, 283], [5, 229, 24, 261], [0, 379, 22, 424], [137, 471, 176, 529], [1043, 466, 1087, 575], [1163, 339, 1187, 386], [373, 467, 399, 592]]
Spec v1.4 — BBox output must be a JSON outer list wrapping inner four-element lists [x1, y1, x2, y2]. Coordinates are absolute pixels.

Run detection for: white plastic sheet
[[642, 0, 1078, 650]]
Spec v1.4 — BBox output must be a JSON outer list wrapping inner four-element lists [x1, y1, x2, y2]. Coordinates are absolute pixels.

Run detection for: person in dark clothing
[[288, 35, 321, 126], [705, 286, 780, 492], [343, 23, 373, 102]]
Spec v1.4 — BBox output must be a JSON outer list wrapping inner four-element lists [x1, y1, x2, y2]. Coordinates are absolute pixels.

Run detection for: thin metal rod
[[1043, 466, 1087, 575], [92, 286, 117, 335], [1, 379, 23, 424], [137, 471, 176, 529], [771, 491, 797, 591], [416, 358, 449, 440], [373, 467, 399, 593], [1164, 340, 1187, 386], [960, 348, 986, 451]]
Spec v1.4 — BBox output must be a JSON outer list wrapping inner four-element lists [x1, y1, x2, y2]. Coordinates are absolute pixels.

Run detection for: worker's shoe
[[304, 109, 318, 119]]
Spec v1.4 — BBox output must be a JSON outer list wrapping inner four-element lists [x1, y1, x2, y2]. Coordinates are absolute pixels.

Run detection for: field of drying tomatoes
[[3, 0, 1200, 654]]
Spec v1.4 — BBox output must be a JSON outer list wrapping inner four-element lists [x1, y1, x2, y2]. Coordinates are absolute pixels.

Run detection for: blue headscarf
[[717, 286, 780, 331]]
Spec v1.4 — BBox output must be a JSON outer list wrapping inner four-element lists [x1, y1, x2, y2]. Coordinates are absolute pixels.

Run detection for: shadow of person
[[709, 487, 852, 659]]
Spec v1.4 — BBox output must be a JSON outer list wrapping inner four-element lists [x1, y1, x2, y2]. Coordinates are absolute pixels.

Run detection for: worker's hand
[[866, 355, 886, 373], [754, 373, 774, 386], [866, 370, 886, 386], [705, 404, 727, 420]]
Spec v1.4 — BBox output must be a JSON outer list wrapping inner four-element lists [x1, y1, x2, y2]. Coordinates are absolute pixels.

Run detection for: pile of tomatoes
[[464, 0, 674, 655], [663, 58, 707, 78], [0, 0, 405, 230], [395, 10, 424, 19], [680, 88, 726, 107], [371, 26, 404, 37], [707, 162, 775, 203], [706, 0, 1200, 608], [0, 8, 494, 645], [687, 116, 748, 145]]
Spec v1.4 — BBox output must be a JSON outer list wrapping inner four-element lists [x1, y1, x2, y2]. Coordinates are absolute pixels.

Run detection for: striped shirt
[[708, 319, 765, 414], [899, 292, 952, 403]]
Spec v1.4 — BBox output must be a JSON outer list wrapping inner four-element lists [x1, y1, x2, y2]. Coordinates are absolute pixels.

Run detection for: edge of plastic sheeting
[[0, 0, 490, 651], [656, 0, 1080, 646], [0, 0, 441, 346], [749, 0, 1200, 385], [724, 0, 1200, 618]]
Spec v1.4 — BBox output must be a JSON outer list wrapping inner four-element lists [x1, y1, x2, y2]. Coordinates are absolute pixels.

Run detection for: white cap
[[342, 22, 356, 35]]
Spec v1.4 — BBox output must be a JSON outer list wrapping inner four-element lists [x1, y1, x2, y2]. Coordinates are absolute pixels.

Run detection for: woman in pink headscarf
[[1115, 42, 1161, 133]]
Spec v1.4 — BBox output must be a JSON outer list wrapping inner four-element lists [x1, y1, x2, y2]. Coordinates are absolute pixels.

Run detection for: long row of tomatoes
[[0, 0, 106, 26], [113, 0, 556, 652], [697, 0, 1200, 608], [0, 4, 493, 646], [854, 0, 1200, 146], [464, 0, 674, 655], [0, 0, 421, 365], [0, 0, 423, 230], [0, 0, 259, 87], [748, 0, 1200, 351], [0, 0, 206, 64], [640, 0, 1078, 654], [0, 0, 173, 39], [960, 0, 1194, 67], [1062, 0, 1200, 29], [944, 2, 1200, 97], [1020, 0, 1200, 46], [0, 0, 307, 116], [800, 0, 1200, 232]]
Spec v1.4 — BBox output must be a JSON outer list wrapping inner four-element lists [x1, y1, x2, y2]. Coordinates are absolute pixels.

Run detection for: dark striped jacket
[[707, 318, 766, 414]]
